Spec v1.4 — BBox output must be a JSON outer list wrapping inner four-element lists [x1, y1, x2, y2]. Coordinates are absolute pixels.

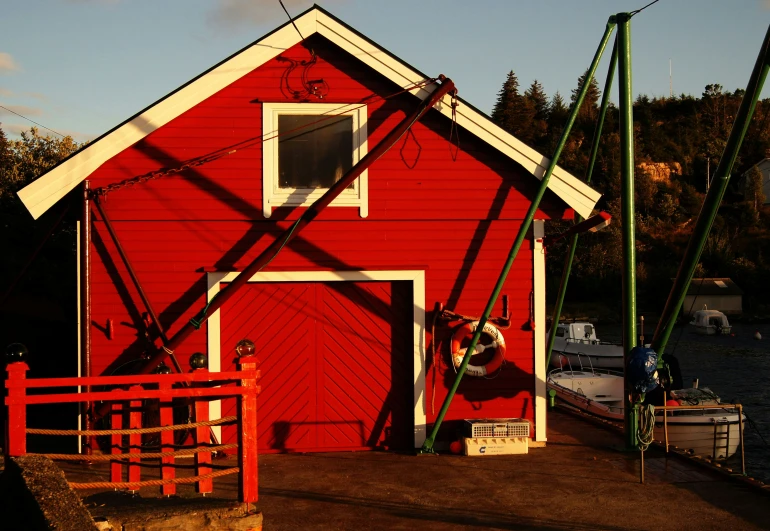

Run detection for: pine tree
[[524, 80, 549, 120], [491, 71, 536, 145], [571, 70, 601, 121], [491, 70, 520, 127], [524, 80, 549, 149]]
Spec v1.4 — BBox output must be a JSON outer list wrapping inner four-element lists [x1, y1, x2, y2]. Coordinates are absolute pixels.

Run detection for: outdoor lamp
[[189, 352, 208, 369], [5, 342, 28, 363], [235, 339, 256, 358]]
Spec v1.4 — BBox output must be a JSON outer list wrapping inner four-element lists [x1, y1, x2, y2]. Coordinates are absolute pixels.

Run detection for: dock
[[37, 409, 768, 530]]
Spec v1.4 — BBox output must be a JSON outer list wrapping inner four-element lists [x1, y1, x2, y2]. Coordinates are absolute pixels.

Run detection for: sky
[[1, 0, 769, 143]]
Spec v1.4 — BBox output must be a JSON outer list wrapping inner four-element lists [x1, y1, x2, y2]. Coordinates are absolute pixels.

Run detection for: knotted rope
[[26, 416, 236, 436]]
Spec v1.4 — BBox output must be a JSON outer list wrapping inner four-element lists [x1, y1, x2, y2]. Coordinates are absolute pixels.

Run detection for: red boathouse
[[18, 6, 600, 452]]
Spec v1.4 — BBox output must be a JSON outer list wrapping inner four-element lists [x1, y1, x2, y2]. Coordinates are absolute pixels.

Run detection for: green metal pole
[[420, 18, 617, 453], [617, 12, 638, 451], [651, 23, 770, 355], [546, 37, 619, 368]]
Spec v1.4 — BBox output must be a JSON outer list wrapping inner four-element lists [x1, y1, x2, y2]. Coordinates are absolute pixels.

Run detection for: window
[[262, 103, 368, 218]]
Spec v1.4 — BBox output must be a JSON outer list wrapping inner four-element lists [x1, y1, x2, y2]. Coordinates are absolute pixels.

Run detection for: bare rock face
[[0, 455, 99, 531], [637, 161, 682, 182]]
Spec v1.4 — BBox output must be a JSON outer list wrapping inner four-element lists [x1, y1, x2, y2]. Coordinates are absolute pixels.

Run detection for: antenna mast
[[669, 58, 673, 98]]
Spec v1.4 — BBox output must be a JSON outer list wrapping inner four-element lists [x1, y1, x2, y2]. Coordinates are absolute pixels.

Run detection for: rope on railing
[[68, 467, 240, 490], [40, 444, 237, 461], [26, 416, 237, 436]]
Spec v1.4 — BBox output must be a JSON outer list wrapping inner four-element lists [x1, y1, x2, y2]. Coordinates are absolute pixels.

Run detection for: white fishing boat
[[548, 322, 624, 369], [547, 368, 744, 459], [689, 308, 732, 336]]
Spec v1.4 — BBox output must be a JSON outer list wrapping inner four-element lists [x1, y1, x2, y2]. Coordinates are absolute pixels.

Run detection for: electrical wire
[[630, 0, 661, 17], [279, 0, 305, 41], [0, 104, 65, 138]]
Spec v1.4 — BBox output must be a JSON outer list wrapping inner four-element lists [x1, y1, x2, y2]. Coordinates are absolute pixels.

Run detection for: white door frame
[[206, 270, 427, 448]]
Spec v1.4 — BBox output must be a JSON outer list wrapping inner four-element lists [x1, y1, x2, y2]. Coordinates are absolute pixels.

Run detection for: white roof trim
[[18, 7, 600, 220]]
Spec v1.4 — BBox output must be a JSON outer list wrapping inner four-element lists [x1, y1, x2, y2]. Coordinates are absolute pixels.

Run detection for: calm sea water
[[599, 322, 770, 484]]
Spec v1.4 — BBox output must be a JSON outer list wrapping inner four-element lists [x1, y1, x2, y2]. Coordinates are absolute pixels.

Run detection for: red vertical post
[[5, 362, 29, 458], [237, 355, 258, 504], [193, 367, 212, 494], [110, 394, 123, 483], [159, 381, 176, 496], [128, 385, 142, 487]]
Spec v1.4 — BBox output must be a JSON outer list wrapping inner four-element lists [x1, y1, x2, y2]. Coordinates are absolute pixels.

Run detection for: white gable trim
[[205, 269, 427, 448], [19, 7, 599, 220]]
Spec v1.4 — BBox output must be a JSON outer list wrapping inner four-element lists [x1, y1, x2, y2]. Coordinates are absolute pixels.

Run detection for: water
[[599, 322, 770, 484]]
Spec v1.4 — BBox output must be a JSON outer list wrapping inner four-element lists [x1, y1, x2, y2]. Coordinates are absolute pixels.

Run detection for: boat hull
[[655, 411, 742, 459], [549, 339, 624, 370], [690, 324, 733, 336], [547, 370, 744, 459]]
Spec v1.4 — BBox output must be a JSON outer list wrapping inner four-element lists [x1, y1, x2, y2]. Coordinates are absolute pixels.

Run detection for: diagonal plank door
[[219, 280, 412, 452]]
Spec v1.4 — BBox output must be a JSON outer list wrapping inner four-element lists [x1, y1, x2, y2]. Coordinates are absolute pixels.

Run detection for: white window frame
[[262, 103, 368, 218]]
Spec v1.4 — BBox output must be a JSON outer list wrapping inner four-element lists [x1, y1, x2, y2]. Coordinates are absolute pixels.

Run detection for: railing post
[[128, 385, 142, 488], [110, 391, 123, 483], [237, 355, 259, 504], [193, 367, 212, 495], [5, 361, 30, 458], [158, 380, 176, 496]]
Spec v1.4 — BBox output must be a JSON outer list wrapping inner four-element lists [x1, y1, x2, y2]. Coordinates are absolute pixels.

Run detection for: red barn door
[[219, 280, 413, 452]]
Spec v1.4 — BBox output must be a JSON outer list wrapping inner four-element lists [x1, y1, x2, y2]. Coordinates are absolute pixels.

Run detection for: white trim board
[[532, 220, 547, 442], [18, 6, 600, 220], [205, 269, 427, 448]]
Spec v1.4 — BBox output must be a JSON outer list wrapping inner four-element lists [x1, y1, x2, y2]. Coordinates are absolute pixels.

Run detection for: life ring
[[450, 321, 506, 377]]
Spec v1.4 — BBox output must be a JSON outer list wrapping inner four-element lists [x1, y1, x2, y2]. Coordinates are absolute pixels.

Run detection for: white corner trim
[[533, 220, 547, 442], [18, 7, 599, 221], [206, 269, 427, 448], [261, 102, 368, 218]]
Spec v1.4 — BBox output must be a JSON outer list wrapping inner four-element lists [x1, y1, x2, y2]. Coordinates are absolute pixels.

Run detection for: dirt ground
[[57, 410, 769, 531]]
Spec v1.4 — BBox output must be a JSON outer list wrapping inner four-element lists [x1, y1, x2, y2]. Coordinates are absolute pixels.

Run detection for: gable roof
[[18, 5, 601, 220], [684, 278, 743, 296]]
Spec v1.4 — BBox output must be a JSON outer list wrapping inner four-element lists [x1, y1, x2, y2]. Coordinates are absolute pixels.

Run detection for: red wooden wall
[[85, 35, 568, 441]]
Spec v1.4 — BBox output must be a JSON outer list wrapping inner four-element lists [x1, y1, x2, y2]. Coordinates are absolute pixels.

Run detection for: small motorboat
[[689, 308, 732, 336], [547, 368, 744, 459], [548, 322, 624, 369]]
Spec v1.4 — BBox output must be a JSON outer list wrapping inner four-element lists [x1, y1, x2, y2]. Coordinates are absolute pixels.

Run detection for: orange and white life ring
[[450, 321, 506, 377]]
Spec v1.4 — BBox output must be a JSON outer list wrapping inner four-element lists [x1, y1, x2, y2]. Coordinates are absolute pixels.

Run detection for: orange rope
[[26, 416, 236, 436], [40, 444, 236, 461], [68, 467, 239, 490]]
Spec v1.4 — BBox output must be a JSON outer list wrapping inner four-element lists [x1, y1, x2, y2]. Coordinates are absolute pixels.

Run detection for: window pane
[[278, 115, 354, 189]]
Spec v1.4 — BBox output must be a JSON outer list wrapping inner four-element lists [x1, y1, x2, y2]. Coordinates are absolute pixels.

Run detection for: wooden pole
[[238, 355, 259, 504]]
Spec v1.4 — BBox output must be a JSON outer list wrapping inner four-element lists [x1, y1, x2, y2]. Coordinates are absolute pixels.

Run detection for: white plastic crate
[[464, 437, 529, 456], [464, 418, 530, 438]]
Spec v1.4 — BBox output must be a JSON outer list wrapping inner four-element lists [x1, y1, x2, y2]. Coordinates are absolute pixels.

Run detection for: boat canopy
[[691, 310, 730, 328]]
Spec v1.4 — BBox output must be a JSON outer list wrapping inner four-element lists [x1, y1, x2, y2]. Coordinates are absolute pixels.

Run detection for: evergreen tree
[[491, 70, 520, 127], [524, 80, 549, 120], [571, 69, 601, 121], [491, 71, 536, 145]]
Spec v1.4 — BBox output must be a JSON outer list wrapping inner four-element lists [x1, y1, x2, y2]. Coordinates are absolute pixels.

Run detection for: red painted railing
[[4, 355, 259, 503]]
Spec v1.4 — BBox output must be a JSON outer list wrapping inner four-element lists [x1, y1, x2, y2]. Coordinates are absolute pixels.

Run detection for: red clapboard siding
[[83, 34, 564, 438], [217, 281, 412, 452]]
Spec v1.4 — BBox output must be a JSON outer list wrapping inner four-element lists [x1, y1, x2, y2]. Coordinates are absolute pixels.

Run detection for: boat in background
[[547, 368, 744, 459], [689, 307, 732, 335], [548, 322, 624, 369]]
